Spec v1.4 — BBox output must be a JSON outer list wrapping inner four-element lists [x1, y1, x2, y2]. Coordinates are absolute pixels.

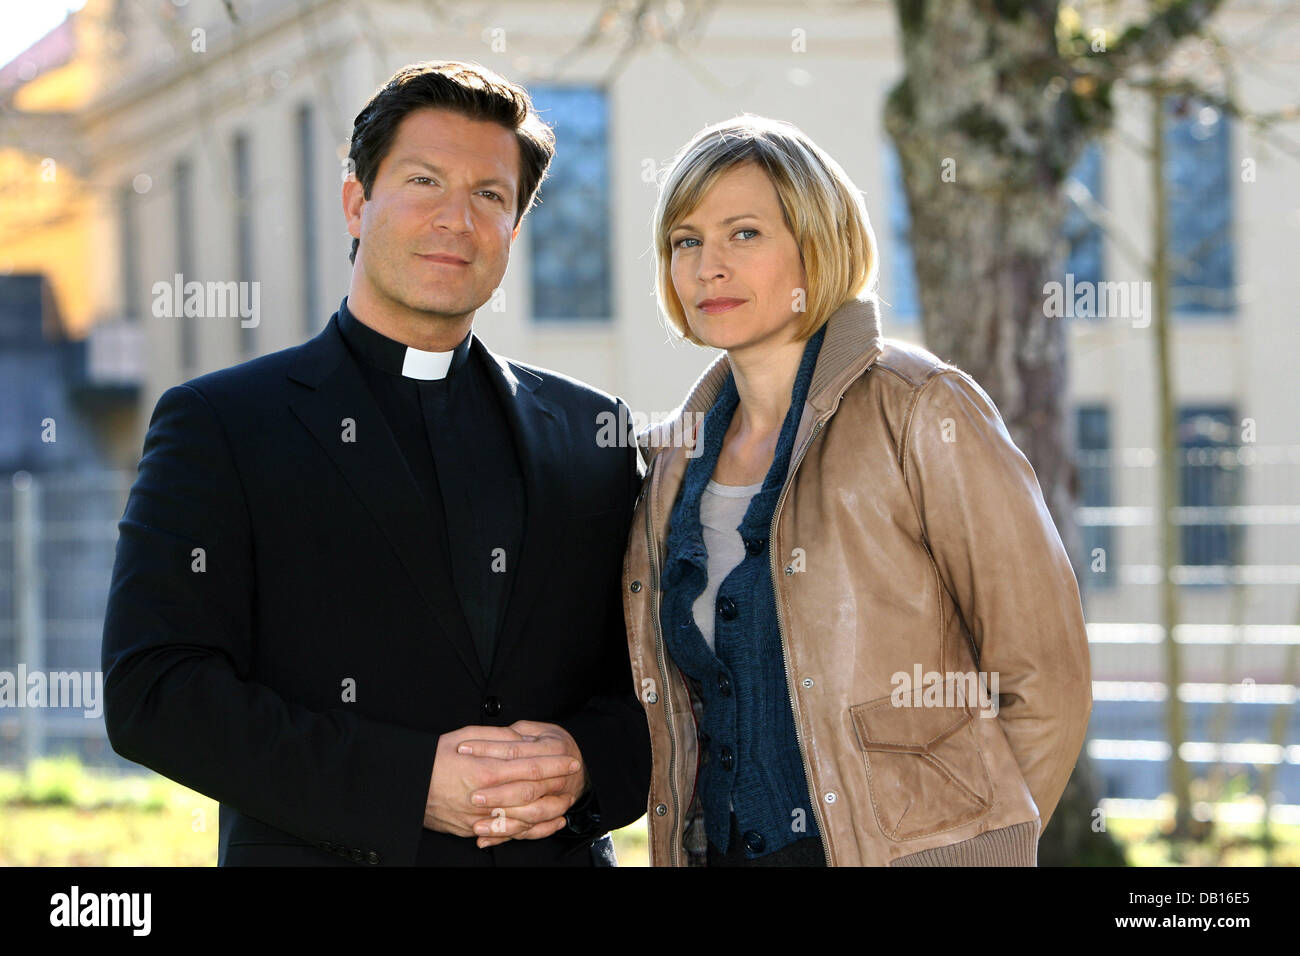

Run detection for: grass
[[2, 756, 1292, 867], [1105, 814, 1300, 867], [0, 756, 649, 866]]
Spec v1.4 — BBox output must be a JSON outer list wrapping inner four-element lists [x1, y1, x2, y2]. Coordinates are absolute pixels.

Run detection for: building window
[[1076, 404, 1115, 590], [118, 183, 140, 322], [1063, 140, 1105, 318], [1165, 96, 1235, 316], [526, 85, 611, 321], [881, 140, 919, 321], [174, 157, 197, 372], [1178, 405, 1241, 573], [232, 131, 254, 354], [296, 104, 320, 335]]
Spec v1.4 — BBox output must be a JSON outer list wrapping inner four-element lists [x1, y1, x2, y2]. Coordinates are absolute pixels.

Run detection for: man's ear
[[343, 178, 364, 240]]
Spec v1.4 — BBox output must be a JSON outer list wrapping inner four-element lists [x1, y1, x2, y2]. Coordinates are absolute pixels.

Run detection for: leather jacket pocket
[[849, 693, 994, 841]]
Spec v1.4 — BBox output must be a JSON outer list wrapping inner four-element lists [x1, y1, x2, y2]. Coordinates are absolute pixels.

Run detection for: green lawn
[[0, 756, 648, 866], [4, 757, 1294, 867]]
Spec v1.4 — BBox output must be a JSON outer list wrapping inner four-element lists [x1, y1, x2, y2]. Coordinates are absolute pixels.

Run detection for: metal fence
[[0, 470, 131, 767]]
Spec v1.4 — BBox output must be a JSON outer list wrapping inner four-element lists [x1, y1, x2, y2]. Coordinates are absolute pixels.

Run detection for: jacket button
[[630, 580, 642, 592], [824, 792, 838, 804], [717, 596, 738, 620], [654, 803, 668, 816], [481, 696, 503, 718], [366, 850, 380, 865], [743, 831, 765, 853], [784, 566, 794, 575], [645, 690, 658, 704], [743, 537, 765, 556], [719, 746, 734, 771], [802, 677, 814, 688], [717, 673, 731, 696]]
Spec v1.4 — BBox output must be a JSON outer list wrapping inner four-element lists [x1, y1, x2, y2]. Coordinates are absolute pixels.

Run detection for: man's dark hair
[[346, 60, 556, 265]]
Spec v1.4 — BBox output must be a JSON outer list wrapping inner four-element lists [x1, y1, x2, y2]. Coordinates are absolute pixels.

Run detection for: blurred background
[[1, 0, 1298, 866]]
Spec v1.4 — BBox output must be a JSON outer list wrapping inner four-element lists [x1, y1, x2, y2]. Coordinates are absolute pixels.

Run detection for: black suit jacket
[[101, 311, 651, 866]]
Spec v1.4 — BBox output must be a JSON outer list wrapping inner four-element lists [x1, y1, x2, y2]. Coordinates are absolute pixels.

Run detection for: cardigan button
[[719, 746, 734, 771], [630, 580, 642, 592], [716, 595, 738, 620], [743, 537, 765, 556]]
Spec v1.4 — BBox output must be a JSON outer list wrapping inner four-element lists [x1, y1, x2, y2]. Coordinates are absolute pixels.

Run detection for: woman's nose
[[696, 243, 729, 281]]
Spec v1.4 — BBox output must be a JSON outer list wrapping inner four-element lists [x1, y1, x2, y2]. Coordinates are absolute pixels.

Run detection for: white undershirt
[[691, 478, 764, 653]]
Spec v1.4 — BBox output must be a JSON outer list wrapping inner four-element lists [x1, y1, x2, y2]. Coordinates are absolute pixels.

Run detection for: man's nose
[[432, 188, 474, 234]]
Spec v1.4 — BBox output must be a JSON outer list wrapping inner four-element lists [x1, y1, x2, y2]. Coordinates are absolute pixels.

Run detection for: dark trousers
[[706, 814, 827, 867]]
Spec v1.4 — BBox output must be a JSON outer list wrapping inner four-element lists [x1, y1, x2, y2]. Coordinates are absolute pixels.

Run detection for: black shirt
[[336, 296, 524, 676]]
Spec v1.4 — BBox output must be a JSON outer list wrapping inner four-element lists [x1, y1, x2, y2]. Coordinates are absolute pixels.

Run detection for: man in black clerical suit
[[101, 60, 651, 865]]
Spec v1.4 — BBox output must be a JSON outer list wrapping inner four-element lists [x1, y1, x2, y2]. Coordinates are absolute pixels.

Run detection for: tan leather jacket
[[622, 295, 1092, 866]]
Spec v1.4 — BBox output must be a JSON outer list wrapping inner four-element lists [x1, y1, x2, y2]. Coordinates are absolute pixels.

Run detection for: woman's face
[[668, 162, 808, 355]]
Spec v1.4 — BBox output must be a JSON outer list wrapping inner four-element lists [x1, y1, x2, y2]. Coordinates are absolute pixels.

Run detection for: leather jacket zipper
[[769, 415, 832, 866], [643, 455, 683, 867]]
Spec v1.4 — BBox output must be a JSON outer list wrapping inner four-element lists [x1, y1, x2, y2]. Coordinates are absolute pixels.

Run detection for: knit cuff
[[887, 820, 1039, 866]]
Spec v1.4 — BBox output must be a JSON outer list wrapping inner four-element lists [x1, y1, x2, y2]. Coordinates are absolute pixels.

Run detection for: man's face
[[344, 108, 522, 323]]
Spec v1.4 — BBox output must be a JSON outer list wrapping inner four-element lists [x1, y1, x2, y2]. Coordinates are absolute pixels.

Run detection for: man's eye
[[479, 191, 503, 202], [411, 176, 436, 185]]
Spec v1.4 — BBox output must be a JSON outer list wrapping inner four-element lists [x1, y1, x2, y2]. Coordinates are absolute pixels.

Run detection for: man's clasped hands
[[424, 720, 590, 849]]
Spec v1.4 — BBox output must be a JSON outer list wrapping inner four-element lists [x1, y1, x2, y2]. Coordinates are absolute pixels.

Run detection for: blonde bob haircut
[[652, 114, 879, 345]]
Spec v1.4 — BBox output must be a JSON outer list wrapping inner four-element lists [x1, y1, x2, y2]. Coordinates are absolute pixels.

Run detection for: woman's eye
[[735, 228, 759, 240], [673, 236, 700, 249]]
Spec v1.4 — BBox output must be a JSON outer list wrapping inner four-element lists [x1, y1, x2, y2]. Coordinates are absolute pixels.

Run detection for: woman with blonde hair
[[623, 114, 1092, 866]]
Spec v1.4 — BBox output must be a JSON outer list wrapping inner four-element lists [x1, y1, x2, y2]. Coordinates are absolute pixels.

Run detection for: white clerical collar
[[401, 346, 456, 380], [336, 297, 472, 380]]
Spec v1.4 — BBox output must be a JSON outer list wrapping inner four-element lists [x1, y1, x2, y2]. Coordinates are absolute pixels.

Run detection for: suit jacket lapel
[[287, 315, 486, 687], [476, 341, 568, 682]]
